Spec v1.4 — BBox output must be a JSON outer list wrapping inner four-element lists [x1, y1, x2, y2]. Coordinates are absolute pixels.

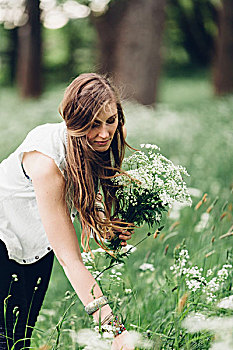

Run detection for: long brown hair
[[59, 73, 129, 255]]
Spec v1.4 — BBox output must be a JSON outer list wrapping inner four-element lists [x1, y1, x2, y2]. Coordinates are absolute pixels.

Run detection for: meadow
[[0, 71, 233, 349]]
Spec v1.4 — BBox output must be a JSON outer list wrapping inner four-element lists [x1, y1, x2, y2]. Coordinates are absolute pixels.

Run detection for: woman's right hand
[[111, 330, 135, 350]]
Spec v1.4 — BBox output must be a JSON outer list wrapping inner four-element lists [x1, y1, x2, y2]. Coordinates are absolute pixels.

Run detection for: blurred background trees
[[92, 0, 166, 105], [0, 0, 232, 103]]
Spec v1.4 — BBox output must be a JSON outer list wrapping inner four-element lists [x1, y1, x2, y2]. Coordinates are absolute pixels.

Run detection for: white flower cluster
[[94, 324, 115, 339], [139, 263, 155, 272], [140, 143, 160, 150], [109, 268, 122, 282], [74, 328, 154, 349], [170, 249, 190, 277], [184, 266, 205, 293], [81, 252, 94, 265], [217, 295, 233, 310], [194, 213, 210, 232], [113, 144, 191, 227], [182, 312, 233, 350], [120, 244, 137, 254], [170, 249, 232, 303], [81, 251, 126, 283], [204, 264, 232, 303]]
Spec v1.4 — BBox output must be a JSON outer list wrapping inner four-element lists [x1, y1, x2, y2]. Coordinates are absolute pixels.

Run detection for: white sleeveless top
[[0, 121, 78, 264]]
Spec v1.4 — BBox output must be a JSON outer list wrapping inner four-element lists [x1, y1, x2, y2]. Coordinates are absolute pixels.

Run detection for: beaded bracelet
[[84, 295, 108, 315], [95, 314, 126, 338], [96, 207, 106, 215], [108, 315, 126, 337]]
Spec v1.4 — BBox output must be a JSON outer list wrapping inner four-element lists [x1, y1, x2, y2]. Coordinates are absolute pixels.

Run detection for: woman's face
[[87, 102, 118, 152]]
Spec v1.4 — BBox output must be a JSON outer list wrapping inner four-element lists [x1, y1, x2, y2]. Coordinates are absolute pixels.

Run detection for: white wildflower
[[183, 314, 233, 350], [121, 244, 137, 254], [186, 279, 202, 292], [139, 263, 155, 272], [81, 252, 94, 264], [140, 143, 159, 150], [169, 202, 187, 220], [211, 339, 233, 350], [92, 248, 105, 254], [182, 312, 206, 332], [125, 288, 132, 294], [122, 330, 153, 349], [182, 313, 233, 333], [114, 263, 125, 270], [194, 213, 210, 232], [171, 248, 232, 303], [187, 187, 202, 198], [74, 329, 111, 350], [12, 274, 18, 282], [217, 295, 233, 310]]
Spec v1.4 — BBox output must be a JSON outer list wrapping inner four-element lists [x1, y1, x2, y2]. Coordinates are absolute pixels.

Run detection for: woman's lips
[[94, 140, 110, 146]]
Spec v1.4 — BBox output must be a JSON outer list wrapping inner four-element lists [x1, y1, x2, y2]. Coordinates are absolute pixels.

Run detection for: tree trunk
[[9, 28, 18, 85], [17, 0, 42, 98], [93, 0, 166, 106], [213, 0, 233, 95]]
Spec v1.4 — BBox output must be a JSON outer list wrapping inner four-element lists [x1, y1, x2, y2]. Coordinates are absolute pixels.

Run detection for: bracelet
[[109, 315, 126, 337], [101, 311, 114, 326], [84, 295, 108, 315], [96, 207, 106, 214], [95, 314, 126, 338]]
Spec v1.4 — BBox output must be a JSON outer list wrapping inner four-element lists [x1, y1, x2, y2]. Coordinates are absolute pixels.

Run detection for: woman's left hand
[[112, 220, 134, 246], [118, 229, 134, 246]]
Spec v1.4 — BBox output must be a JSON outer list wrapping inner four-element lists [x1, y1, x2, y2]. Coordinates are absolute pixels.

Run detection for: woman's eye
[[92, 123, 100, 128], [107, 116, 117, 124]]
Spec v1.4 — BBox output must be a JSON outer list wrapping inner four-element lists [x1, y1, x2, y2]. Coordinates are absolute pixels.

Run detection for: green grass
[[0, 73, 233, 349]]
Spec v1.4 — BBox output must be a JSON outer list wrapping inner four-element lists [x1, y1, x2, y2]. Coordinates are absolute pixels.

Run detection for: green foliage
[[164, 0, 218, 69], [43, 18, 97, 85]]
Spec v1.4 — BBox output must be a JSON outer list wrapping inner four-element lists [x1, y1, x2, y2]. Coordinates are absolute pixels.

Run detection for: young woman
[[0, 73, 135, 350]]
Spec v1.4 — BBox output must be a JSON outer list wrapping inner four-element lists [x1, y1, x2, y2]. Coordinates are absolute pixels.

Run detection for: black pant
[[0, 240, 54, 349]]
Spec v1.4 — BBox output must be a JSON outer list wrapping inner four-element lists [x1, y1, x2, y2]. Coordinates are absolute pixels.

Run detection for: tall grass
[[0, 73, 232, 349]]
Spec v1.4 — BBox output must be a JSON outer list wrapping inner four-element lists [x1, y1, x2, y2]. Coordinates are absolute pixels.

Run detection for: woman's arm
[[22, 151, 112, 323]]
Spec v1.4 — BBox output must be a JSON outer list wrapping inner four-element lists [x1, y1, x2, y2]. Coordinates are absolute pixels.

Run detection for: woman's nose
[[98, 125, 109, 139]]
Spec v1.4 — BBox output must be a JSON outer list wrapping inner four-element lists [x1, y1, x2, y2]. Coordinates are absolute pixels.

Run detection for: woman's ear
[[122, 125, 127, 139]]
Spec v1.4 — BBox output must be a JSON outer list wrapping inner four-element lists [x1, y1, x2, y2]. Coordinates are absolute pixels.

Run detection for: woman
[[0, 73, 134, 349]]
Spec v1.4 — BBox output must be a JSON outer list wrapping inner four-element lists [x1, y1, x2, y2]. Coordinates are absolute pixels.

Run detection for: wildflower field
[[1, 72, 233, 349]]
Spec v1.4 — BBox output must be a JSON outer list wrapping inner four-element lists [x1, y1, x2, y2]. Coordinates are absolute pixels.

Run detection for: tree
[[17, 0, 42, 98], [213, 0, 233, 95], [92, 0, 166, 106]]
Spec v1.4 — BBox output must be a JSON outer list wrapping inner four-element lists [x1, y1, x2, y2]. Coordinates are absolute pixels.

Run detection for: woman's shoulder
[[17, 121, 67, 177], [18, 121, 67, 156], [23, 150, 65, 182]]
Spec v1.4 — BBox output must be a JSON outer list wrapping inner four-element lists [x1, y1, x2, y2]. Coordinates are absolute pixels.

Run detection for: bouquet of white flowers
[[113, 143, 192, 228], [104, 143, 191, 259]]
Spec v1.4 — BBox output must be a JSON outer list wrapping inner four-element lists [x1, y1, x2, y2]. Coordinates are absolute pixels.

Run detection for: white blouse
[[0, 121, 77, 264]]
